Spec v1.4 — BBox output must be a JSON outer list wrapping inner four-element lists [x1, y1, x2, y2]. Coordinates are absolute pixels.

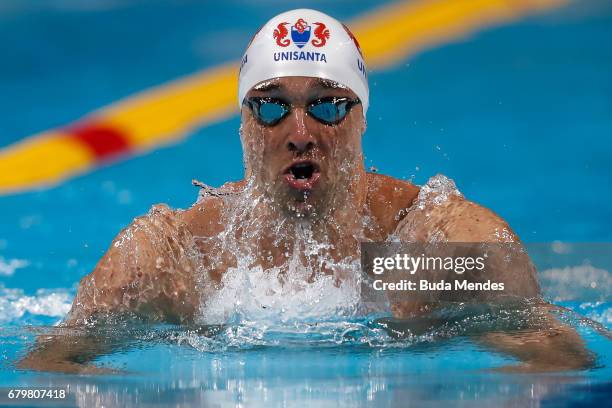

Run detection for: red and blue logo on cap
[[274, 18, 329, 48]]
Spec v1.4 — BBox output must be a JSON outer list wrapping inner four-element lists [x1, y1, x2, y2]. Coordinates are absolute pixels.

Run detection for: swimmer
[[19, 9, 592, 373]]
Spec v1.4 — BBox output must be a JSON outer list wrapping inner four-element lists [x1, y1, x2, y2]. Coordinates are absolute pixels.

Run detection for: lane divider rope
[[0, 0, 565, 195]]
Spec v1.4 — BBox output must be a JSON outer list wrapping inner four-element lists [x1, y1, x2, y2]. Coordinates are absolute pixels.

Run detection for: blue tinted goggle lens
[[245, 97, 360, 126], [308, 99, 351, 125], [257, 101, 289, 125]]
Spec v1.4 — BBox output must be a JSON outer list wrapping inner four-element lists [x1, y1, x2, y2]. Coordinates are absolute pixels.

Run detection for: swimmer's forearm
[[476, 308, 594, 372], [18, 330, 121, 374]]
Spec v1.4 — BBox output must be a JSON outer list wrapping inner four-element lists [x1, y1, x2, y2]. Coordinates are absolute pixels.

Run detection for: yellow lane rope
[[0, 0, 565, 195]]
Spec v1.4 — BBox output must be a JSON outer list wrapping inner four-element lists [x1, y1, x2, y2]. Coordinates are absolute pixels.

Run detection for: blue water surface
[[0, 1, 610, 407]]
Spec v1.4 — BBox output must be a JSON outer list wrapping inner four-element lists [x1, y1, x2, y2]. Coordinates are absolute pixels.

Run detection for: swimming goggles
[[243, 96, 361, 126]]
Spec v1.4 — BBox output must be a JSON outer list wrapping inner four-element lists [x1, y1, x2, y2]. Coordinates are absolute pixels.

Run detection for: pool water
[[0, 300, 609, 407], [0, 0, 611, 406]]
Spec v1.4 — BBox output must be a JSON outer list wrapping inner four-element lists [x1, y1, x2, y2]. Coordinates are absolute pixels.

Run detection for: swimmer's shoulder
[[366, 173, 420, 233], [178, 180, 247, 237], [393, 174, 519, 243]]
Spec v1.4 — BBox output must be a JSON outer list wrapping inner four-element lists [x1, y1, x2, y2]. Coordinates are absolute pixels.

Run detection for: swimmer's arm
[[18, 205, 199, 373], [392, 195, 593, 371], [67, 204, 200, 325], [17, 328, 126, 374], [391, 194, 540, 315], [476, 303, 595, 372]]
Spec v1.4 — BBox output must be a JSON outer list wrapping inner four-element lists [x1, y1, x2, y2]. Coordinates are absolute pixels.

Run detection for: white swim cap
[[238, 9, 369, 116]]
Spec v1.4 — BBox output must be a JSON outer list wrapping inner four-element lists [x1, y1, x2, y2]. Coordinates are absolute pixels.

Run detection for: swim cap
[[238, 9, 369, 116]]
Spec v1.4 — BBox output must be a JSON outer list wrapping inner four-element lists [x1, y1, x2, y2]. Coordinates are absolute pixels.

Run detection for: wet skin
[[18, 77, 593, 373]]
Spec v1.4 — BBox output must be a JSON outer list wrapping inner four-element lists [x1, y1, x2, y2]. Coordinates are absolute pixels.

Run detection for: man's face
[[240, 76, 366, 218]]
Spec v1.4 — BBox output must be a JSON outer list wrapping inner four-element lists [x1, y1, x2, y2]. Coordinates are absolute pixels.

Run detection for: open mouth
[[283, 161, 321, 191]]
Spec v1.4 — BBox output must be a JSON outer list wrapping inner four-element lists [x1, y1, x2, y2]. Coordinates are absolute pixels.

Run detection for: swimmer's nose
[[287, 138, 315, 153], [286, 108, 315, 153]]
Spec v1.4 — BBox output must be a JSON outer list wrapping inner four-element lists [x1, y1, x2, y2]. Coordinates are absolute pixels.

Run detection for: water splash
[[0, 257, 29, 276], [0, 286, 72, 323], [194, 185, 370, 325], [198, 262, 362, 324], [412, 174, 462, 211], [540, 264, 611, 302]]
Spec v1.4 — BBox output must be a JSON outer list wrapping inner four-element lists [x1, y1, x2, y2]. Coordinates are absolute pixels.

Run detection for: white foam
[[539, 264, 611, 302], [0, 257, 29, 276], [579, 301, 612, 326], [412, 174, 463, 210], [551, 241, 572, 254], [585, 308, 612, 326], [0, 286, 72, 323], [198, 262, 362, 325]]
